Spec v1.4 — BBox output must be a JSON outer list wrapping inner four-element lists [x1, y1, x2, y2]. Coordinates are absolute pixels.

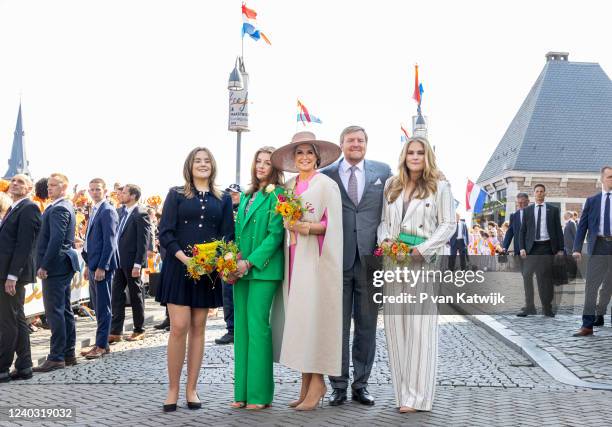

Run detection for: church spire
[[4, 103, 30, 179]]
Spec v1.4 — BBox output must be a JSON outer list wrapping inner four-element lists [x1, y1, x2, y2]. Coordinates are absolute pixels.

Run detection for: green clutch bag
[[398, 233, 426, 246]]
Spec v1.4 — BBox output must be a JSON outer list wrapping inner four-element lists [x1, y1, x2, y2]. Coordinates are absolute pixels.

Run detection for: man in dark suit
[[33, 173, 80, 372], [519, 184, 564, 317], [322, 125, 392, 406], [572, 166, 612, 336], [81, 178, 119, 359], [563, 211, 578, 281], [108, 184, 151, 343], [0, 174, 41, 382], [503, 193, 530, 315], [215, 183, 241, 345], [449, 214, 469, 271], [503, 193, 530, 255]]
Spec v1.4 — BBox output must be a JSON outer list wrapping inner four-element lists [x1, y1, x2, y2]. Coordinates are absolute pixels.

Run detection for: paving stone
[[1, 298, 610, 426]]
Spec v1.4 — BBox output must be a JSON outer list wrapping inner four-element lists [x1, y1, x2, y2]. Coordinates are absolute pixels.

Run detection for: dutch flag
[[465, 180, 487, 214]]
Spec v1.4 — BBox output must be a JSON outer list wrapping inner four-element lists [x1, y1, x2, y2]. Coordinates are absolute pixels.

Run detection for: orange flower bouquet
[[146, 195, 162, 208], [274, 189, 314, 245], [0, 179, 9, 193], [74, 193, 91, 208], [215, 241, 240, 284], [109, 191, 121, 207], [187, 241, 219, 282], [374, 238, 412, 265]]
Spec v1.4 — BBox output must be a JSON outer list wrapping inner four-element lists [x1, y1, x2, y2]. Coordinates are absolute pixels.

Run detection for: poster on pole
[[24, 271, 90, 318], [228, 72, 250, 132]]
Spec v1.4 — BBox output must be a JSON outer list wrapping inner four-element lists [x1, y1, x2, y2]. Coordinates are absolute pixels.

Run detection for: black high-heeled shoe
[[187, 394, 202, 410], [162, 403, 177, 412]]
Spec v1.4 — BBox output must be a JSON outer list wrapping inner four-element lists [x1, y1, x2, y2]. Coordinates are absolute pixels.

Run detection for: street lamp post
[[228, 56, 249, 186]]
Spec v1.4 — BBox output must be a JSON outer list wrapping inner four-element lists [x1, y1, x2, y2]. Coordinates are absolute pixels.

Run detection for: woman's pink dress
[[288, 173, 328, 288]]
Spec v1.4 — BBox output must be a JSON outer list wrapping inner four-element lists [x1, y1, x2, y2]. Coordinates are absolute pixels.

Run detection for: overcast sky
[[1, 0, 610, 212]]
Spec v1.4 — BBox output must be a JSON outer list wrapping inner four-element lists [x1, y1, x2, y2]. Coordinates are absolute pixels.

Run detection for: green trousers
[[233, 278, 280, 404]]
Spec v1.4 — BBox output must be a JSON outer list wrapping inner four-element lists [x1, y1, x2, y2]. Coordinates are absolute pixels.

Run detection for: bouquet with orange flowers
[[146, 195, 162, 208], [215, 241, 240, 284], [74, 193, 91, 208], [274, 188, 314, 245], [0, 179, 9, 193], [186, 241, 219, 282], [109, 191, 121, 207], [374, 237, 412, 265], [75, 211, 89, 243]]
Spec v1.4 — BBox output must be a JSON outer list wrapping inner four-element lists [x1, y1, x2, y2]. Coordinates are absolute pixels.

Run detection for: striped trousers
[[383, 273, 438, 411]]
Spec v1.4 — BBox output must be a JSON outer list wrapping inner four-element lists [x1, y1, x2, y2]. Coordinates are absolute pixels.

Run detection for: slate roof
[[477, 58, 612, 183]]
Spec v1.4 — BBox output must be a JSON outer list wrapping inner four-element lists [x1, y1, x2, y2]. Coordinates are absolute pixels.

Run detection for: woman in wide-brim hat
[[269, 131, 344, 411]]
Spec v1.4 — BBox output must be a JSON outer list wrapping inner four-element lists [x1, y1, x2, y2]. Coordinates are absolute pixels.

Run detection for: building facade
[[477, 52, 612, 222]]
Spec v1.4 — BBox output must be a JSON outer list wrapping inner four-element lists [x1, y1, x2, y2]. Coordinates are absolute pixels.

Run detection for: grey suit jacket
[[563, 220, 577, 254], [322, 158, 392, 271]]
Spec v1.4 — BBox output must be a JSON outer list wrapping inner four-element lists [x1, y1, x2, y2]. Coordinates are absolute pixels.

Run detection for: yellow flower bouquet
[[187, 241, 220, 281]]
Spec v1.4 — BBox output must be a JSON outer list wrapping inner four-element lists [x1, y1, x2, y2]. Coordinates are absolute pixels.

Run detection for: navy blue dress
[[156, 187, 234, 308]]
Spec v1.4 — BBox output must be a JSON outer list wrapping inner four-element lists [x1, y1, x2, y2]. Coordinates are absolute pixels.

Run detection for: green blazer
[[235, 187, 285, 281]]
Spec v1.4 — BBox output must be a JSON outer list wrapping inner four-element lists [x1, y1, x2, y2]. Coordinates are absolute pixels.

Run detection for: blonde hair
[[384, 136, 441, 203], [182, 147, 222, 199], [246, 146, 285, 195], [50, 173, 70, 188]]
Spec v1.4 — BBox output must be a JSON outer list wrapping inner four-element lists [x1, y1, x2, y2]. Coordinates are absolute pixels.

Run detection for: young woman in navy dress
[[156, 147, 234, 411]]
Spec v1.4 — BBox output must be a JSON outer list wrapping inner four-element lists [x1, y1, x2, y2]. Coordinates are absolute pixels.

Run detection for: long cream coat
[[271, 173, 343, 376]]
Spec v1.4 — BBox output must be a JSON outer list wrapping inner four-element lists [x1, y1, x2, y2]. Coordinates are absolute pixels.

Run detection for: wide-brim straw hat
[[270, 131, 342, 173]]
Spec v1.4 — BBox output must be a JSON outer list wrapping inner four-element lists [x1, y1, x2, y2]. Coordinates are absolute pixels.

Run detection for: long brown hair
[[245, 146, 285, 195], [384, 136, 441, 203], [182, 147, 222, 199]]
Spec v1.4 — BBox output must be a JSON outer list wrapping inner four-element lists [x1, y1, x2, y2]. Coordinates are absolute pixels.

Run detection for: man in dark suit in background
[[108, 184, 151, 343], [503, 193, 530, 255], [572, 166, 612, 336], [449, 214, 469, 271], [503, 193, 530, 316], [215, 183, 241, 345], [81, 178, 119, 359], [563, 211, 578, 281], [33, 173, 80, 372], [519, 184, 564, 317], [322, 125, 392, 406], [0, 174, 42, 382]]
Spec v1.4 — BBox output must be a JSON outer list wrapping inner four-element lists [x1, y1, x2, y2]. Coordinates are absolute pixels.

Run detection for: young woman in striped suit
[[377, 136, 456, 413]]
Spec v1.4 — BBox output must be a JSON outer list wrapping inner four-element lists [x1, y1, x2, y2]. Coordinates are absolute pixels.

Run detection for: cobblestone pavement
[[476, 271, 612, 385], [1, 298, 611, 426]]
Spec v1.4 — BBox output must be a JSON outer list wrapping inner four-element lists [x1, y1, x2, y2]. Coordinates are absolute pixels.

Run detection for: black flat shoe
[[163, 403, 177, 412]]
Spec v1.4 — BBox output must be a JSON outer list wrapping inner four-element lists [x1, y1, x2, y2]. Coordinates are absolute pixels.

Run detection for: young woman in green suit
[[230, 146, 285, 410]]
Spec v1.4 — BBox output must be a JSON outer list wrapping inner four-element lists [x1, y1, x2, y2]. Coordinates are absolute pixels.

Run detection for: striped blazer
[[377, 179, 456, 257]]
